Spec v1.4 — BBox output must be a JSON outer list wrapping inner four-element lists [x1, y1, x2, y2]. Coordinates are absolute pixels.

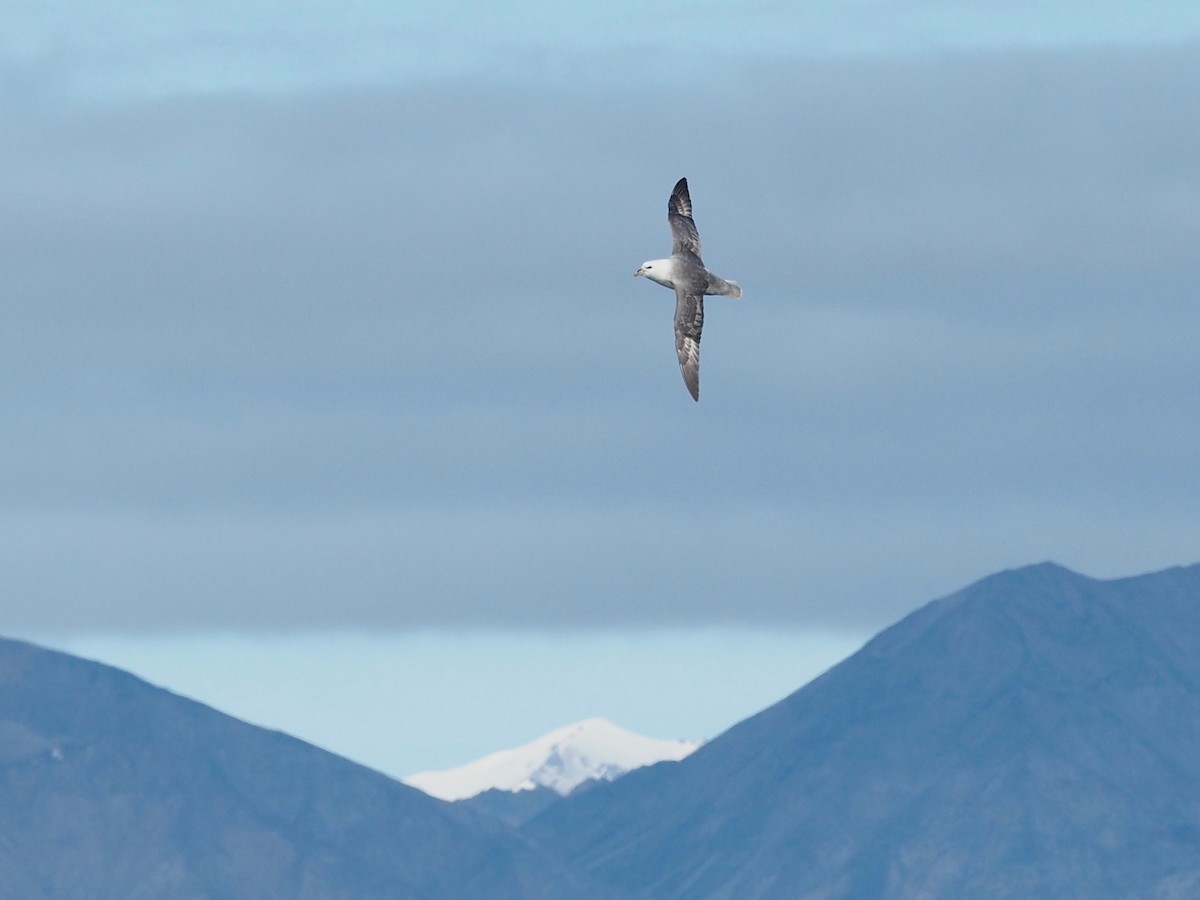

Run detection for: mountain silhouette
[[0, 637, 611, 900], [524, 562, 1200, 899]]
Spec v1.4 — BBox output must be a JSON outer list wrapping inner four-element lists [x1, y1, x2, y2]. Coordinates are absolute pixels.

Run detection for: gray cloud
[[2, 42, 1198, 633]]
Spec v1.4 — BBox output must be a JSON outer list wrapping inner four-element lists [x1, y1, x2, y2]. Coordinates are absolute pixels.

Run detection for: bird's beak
[[634, 267, 644, 277]]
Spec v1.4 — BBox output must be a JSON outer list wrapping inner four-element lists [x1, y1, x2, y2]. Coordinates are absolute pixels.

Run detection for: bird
[[635, 177, 742, 401]]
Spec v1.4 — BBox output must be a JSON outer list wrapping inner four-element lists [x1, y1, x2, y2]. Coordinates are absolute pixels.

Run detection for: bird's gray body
[[635, 177, 741, 401]]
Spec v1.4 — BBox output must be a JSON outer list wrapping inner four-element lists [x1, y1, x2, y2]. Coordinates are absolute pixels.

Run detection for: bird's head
[[634, 259, 673, 287]]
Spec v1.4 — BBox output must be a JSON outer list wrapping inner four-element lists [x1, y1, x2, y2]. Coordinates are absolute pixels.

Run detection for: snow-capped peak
[[404, 717, 701, 801]]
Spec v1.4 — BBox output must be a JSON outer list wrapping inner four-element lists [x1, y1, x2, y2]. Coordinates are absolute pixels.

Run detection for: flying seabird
[[635, 177, 742, 401]]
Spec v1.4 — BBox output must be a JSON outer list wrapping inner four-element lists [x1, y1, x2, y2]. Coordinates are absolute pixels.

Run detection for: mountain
[[405, 717, 700, 800], [0, 637, 612, 900], [453, 784, 566, 829], [524, 562, 1200, 899], [11, 561, 1200, 899]]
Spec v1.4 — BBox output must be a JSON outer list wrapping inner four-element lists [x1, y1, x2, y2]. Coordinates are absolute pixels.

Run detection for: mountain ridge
[[0, 636, 613, 900], [405, 716, 700, 801], [6, 559, 1200, 899], [523, 561, 1200, 899]]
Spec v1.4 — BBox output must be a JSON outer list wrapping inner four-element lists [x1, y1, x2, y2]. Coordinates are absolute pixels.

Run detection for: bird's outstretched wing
[[668, 177, 703, 262], [674, 287, 704, 401]]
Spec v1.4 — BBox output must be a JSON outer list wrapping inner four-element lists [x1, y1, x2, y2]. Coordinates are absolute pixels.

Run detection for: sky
[[3, 1, 1200, 778]]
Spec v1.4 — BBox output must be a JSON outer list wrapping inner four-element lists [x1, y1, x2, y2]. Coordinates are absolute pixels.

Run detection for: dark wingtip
[[669, 177, 692, 217]]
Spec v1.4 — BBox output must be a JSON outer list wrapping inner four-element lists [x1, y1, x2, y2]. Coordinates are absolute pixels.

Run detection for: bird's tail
[[710, 277, 742, 299]]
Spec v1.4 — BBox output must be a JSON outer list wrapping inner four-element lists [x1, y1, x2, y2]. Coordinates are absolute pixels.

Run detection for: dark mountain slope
[[458, 785, 564, 827], [526, 562, 1200, 900], [0, 637, 611, 900]]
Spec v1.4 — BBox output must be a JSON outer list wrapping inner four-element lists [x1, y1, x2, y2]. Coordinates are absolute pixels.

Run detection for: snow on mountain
[[404, 717, 701, 801]]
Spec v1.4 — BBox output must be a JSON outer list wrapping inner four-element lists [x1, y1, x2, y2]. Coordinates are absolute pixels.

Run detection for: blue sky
[[5, 1, 1200, 776]]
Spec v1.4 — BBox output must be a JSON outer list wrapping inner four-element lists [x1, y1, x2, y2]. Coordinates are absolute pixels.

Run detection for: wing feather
[[667, 177, 703, 261], [673, 287, 704, 401]]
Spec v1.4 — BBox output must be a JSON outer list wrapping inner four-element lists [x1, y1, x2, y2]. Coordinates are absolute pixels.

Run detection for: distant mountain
[[12, 561, 1200, 899], [454, 784, 566, 828], [525, 562, 1200, 899], [406, 717, 700, 801], [0, 637, 612, 900]]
